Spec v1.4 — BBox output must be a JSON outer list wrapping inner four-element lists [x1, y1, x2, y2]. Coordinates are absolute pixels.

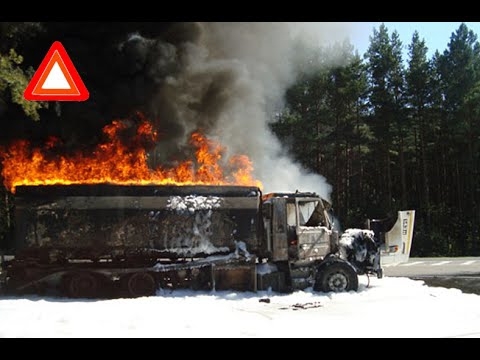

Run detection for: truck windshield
[[298, 200, 325, 227]]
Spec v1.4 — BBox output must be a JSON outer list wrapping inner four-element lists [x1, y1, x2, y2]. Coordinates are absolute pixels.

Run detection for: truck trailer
[[0, 184, 403, 299]]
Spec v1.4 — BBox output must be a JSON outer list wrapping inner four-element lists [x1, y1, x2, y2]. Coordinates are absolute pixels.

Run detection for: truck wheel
[[314, 261, 358, 293], [65, 272, 98, 298], [125, 272, 157, 298]]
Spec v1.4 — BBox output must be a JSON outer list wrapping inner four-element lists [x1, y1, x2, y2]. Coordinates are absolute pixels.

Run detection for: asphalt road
[[383, 257, 480, 277], [383, 257, 480, 295]]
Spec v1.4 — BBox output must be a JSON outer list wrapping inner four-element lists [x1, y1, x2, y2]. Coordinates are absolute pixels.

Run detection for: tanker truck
[[0, 184, 412, 299]]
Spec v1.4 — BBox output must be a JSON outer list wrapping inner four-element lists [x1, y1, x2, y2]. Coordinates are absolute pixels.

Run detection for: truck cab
[[260, 191, 383, 293], [262, 192, 338, 263]]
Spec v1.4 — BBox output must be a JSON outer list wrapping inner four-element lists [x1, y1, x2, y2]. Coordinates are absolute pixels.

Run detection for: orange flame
[[1, 118, 263, 193]]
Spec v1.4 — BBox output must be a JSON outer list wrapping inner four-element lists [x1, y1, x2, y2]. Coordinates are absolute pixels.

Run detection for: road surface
[[383, 257, 480, 295], [383, 257, 480, 277]]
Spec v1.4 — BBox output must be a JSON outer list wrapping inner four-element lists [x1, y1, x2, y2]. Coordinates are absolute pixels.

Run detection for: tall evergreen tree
[[324, 44, 370, 227], [405, 31, 435, 255], [434, 23, 480, 255], [364, 24, 406, 217], [271, 41, 370, 227]]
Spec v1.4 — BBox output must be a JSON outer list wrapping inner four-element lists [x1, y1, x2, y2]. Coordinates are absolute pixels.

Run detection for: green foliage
[[437, 23, 480, 114], [273, 22, 480, 256], [0, 48, 48, 121]]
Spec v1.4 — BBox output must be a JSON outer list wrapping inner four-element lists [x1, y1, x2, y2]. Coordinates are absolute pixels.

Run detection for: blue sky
[[351, 22, 480, 60]]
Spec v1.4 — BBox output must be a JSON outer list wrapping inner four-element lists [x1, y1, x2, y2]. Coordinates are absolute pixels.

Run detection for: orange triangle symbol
[[24, 41, 89, 101]]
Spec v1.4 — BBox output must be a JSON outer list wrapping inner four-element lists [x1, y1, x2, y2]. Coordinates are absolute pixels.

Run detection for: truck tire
[[64, 272, 99, 298], [124, 272, 157, 298], [313, 261, 358, 293]]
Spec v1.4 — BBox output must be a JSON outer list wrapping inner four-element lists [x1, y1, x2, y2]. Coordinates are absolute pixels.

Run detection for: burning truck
[[0, 183, 387, 298], [0, 119, 413, 298]]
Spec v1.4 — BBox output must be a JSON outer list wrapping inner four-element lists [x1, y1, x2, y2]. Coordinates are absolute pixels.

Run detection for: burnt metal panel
[[270, 197, 288, 261], [15, 184, 261, 199], [296, 226, 331, 260], [12, 185, 262, 260], [15, 196, 259, 210], [213, 263, 256, 291]]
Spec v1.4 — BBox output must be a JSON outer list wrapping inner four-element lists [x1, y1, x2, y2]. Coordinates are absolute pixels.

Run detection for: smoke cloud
[[137, 22, 357, 200], [5, 22, 361, 201]]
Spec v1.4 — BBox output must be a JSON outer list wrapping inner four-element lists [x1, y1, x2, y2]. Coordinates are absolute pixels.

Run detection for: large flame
[[1, 118, 262, 193]]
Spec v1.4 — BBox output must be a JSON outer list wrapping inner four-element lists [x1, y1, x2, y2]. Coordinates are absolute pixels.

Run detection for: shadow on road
[[413, 276, 480, 295]]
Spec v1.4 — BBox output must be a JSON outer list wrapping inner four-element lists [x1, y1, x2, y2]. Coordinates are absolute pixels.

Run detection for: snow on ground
[[1, 275, 479, 338]]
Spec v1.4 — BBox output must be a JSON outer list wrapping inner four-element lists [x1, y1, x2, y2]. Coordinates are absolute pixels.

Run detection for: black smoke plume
[[1, 22, 359, 198]]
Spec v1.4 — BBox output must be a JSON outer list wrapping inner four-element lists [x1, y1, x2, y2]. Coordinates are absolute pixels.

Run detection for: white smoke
[[196, 22, 359, 201]]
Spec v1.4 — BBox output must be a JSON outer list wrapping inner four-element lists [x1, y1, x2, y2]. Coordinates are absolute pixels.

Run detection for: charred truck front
[[259, 191, 382, 292], [0, 185, 383, 298]]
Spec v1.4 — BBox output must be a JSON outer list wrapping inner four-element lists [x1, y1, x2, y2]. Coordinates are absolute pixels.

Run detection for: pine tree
[[365, 24, 406, 216]]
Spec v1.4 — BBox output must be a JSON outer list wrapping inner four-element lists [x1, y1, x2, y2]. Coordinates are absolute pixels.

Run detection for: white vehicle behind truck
[[367, 210, 416, 266]]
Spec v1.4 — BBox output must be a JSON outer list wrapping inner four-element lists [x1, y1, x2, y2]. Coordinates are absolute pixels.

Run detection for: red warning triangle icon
[[24, 41, 89, 101]]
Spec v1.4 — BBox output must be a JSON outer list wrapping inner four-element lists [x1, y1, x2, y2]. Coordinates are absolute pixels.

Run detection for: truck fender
[[317, 255, 357, 274]]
